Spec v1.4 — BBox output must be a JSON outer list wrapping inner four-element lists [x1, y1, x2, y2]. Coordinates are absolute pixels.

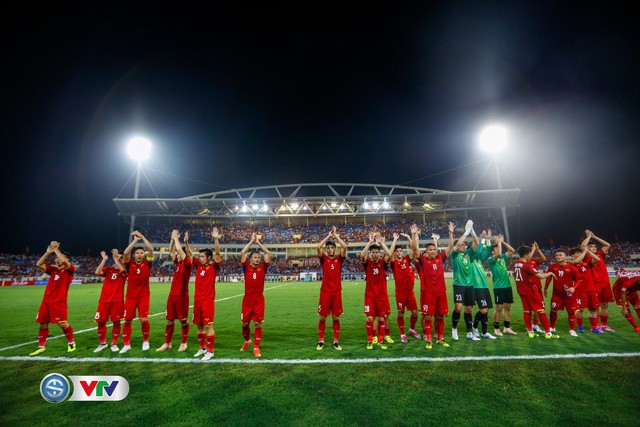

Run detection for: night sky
[[2, 3, 639, 255]]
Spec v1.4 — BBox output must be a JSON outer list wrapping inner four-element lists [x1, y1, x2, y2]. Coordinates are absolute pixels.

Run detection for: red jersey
[[193, 257, 221, 300], [590, 249, 609, 282], [391, 255, 414, 294], [364, 258, 389, 299], [99, 266, 126, 303], [615, 276, 640, 294], [417, 252, 448, 295], [573, 260, 596, 292], [530, 258, 543, 289], [125, 259, 152, 298], [169, 257, 193, 297], [545, 263, 579, 297], [319, 253, 345, 293], [513, 259, 539, 296], [242, 259, 270, 297], [43, 264, 76, 302]]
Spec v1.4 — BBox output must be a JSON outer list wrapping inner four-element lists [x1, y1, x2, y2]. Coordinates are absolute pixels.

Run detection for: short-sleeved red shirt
[[319, 253, 345, 293], [43, 264, 76, 302], [99, 266, 126, 303], [418, 252, 448, 295], [242, 259, 270, 297], [193, 257, 221, 300], [364, 258, 389, 299], [391, 255, 414, 294], [125, 259, 152, 298], [169, 256, 193, 297]]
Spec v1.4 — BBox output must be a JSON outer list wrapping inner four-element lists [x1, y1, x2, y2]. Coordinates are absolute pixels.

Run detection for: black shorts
[[473, 288, 493, 309], [493, 287, 514, 305], [453, 285, 475, 307]]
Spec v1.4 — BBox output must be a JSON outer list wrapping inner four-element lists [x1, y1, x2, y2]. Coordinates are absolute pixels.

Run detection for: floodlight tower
[[478, 125, 511, 243], [126, 136, 152, 242]]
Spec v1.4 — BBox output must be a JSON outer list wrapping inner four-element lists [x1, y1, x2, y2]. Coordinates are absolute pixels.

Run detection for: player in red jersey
[[361, 233, 392, 350], [157, 230, 194, 353], [390, 232, 421, 343], [544, 249, 581, 337], [612, 274, 640, 333], [584, 230, 614, 331], [93, 249, 127, 352], [410, 223, 453, 349], [191, 228, 222, 360], [119, 230, 154, 353], [513, 245, 558, 339], [569, 242, 603, 334], [316, 226, 348, 351], [30, 241, 77, 355], [240, 232, 271, 358], [528, 242, 547, 334]]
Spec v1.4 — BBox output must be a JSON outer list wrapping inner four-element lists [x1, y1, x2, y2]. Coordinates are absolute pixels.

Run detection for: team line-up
[[28, 221, 640, 359]]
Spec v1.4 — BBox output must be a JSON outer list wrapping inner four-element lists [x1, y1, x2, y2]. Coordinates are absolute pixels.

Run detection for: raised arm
[[533, 242, 547, 263], [446, 222, 455, 257], [184, 231, 193, 259], [334, 230, 348, 258], [122, 234, 141, 263], [112, 249, 126, 272], [571, 246, 588, 264], [500, 235, 516, 257], [317, 227, 335, 257], [389, 233, 399, 257], [51, 242, 70, 269], [360, 233, 375, 263], [174, 230, 186, 262], [133, 231, 154, 259], [211, 227, 222, 263], [240, 233, 256, 263], [95, 251, 108, 276], [409, 224, 420, 259], [36, 242, 55, 272], [493, 235, 504, 260], [378, 235, 392, 264], [169, 230, 178, 262], [255, 234, 270, 264], [587, 230, 611, 255]]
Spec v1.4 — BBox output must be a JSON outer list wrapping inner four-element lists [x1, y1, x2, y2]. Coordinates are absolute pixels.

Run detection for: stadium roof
[[113, 183, 520, 220]]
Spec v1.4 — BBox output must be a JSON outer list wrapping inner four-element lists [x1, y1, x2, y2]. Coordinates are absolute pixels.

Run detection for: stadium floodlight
[[252, 204, 259, 211], [478, 124, 507, 153], [478, 124, 511, 242], [126, 136, 152, 162], [290, 202, 299, 210]]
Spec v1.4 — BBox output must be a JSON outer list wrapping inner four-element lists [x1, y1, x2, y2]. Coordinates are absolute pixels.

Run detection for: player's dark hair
[[326, 240, 336, 248], [370, 244, 381, 251], [133, 246, 145, 253], [569, 247, 581, 256], [249, 250, 261, 257], [491, 243, 500, 251], [425, 243, 436, 249], [61, 251, 71, 260], [555, 249, 568, 255], [517, 246, 531, 258], [200, 248, 213, 259], [394, 245, 404, 251]]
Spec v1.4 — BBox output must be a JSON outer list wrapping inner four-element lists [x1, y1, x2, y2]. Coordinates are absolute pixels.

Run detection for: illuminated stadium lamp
[[381, 198, 390, 209], [261, 204, 269, 212], [126, 136, 152, 162], [290, 202, 299, 210], [372, 201, 380, 210], [362, 201, 370, 210], [478, 124, 507, 154], [126, 136, 152, 242], [478, 123, 511, 243], [331, 202, 337, 208], [252, 204, 259, 211]]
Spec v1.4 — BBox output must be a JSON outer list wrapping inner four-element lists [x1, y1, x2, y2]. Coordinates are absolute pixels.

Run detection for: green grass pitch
[[0, 279, 638, 426]]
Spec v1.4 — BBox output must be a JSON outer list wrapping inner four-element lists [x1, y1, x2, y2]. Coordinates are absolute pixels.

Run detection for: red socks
[[409, 314, 418, 330], [568, 312, 576, 330], [197, 332, 206, 349], [549, 311, 558, 329], [599, 315, 609, 326], [112, 322, 121, 345], [141, 320, 150, 342], [123, 322, 132, 346], [625, 313, 639, 328], [97, 323, 107, 345], [333, 318, 340, 342], [242, 325, 251, 342], [318, 318, 327, 342], [63, 325, 74, 344], [523, 312, 532, 331], [378, 320, 386, 342], [397, 315, 405, 335], [38, 327, 49, 347], [254, 327, 262, 349], [366, 320, 373, 342], [424, 318, 433, 341], [206, 334, 215, 353], [165, 323, 175, 344], [589, 316, 598, 329], [538, 312, 551, 333], [181, 324, 189, 344], [436, 317, 445, 340]]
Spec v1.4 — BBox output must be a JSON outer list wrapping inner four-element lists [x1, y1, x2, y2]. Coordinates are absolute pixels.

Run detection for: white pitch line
[[0, 283, 293, 352], [1, 352, 639, 365]]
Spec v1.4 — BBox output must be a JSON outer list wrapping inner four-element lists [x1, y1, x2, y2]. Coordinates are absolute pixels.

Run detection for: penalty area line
[[1, 352, 639, 365], [0, 283, 293, 352]]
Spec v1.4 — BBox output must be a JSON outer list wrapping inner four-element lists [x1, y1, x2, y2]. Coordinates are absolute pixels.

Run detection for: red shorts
[[166, 295, 190, 321], [193, 298, 215, 325], [364, 294, 391, 317], [396, 290, 418, 312], [420, 292, 449, 316], [36, 301, 68, 324], [241, 295, 265, 323], [614, 289, 640, 308], [95, 301, 124, 323], [550, 294, 576, 312], [124, 295, 150, 321], [318, 291, 343, 316], [595, 280, 614, 303], [575, 290, 599, 310], [519, 292, 545, 313]]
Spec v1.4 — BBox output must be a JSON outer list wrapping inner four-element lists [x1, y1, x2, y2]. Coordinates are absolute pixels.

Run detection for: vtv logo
[[69, 376, 129, 401]]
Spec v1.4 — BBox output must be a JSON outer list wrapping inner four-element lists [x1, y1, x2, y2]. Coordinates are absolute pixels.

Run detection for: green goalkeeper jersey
[[470, 244, 491, 289], [451, 247, 474, 287], [487, 253, 511, 289]]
